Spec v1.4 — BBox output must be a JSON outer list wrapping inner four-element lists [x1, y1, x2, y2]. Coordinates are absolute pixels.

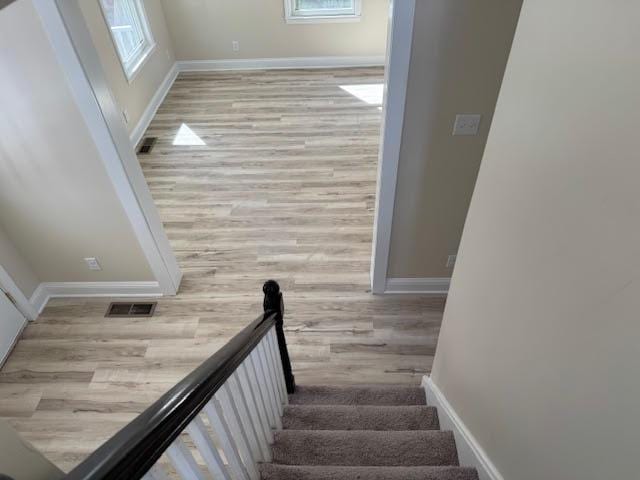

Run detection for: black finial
[[263, 279, 282, 316], [263, 279, 280, 296]]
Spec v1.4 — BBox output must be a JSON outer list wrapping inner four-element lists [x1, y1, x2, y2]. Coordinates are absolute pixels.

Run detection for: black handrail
[[64, 280, 294, 480]]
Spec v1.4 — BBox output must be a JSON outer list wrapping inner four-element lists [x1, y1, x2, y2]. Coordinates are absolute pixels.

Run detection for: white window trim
[[284, 0, 362, 24], [98, 0, 156, 83]]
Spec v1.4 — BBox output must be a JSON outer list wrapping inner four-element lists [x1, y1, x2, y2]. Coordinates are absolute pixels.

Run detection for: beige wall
[[160, 0, 389, 60], [79, 0, 175, 137], [0, 225, 39, 298], [387, 0, 521, 278], [432, 1, 640, 479], [0, 0, 153, 285]]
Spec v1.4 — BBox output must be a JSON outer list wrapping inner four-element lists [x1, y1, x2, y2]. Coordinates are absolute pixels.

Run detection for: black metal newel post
[[263, 279, 295, 393]]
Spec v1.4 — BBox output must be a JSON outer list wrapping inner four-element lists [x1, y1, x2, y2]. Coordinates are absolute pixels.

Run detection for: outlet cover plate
[[84, 257, 102, 271], [453, 114, 481, 136]]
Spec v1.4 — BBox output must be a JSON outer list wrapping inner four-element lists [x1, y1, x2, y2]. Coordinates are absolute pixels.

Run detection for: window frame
[[284, 0, 362, 24], [98, 0, 156, 83]]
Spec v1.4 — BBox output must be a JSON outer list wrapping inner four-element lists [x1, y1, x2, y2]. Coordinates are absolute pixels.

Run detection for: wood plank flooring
[[0, 68, 446, 471]]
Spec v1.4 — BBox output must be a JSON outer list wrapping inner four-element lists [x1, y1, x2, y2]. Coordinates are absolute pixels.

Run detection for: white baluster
[[250, 348, 282, 429], [142, 464, 171, 480], [185, 415, 232, 480], [203, 399, 251, 480], [267, 328, 288, 404], [166, 437, 207, 480], [217, 384, 260, 480], [258, 339, 283, 416], [259, 336, 283, 411], [227, 372, 263, 462], [241, 360, 274, 443], [237, 362, 272, 459]]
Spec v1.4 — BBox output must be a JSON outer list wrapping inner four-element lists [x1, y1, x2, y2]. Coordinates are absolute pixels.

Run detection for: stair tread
[[289, 384, 426, 406], [272, 430, 458, 467], [259, 464, 479, 480], [283, 405, 439, 431]]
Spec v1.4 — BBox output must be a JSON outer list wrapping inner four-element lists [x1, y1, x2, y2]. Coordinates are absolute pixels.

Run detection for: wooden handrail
[[64, 280, 293, 480]]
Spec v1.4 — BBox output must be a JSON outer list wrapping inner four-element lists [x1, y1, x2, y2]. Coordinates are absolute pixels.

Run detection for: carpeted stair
[[259, 384, 479, 480]]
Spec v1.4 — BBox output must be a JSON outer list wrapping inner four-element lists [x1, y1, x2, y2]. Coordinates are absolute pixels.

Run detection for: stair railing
[[64, 280, 295, 480]]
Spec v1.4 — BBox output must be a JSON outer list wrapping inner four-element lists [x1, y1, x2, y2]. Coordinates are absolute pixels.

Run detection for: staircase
[[260, 384, 479, 480], [63, 282, 478, 480]]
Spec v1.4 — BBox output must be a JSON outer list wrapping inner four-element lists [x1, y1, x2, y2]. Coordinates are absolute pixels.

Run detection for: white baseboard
[[30, 281, 162, 314], [384, 277, 450, 294], [130, 63, 179, 147], [177, 55, 386, 72], [422, 376, 503, 480]]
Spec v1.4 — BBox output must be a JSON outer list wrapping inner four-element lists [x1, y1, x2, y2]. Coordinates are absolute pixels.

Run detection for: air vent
[[137, 136, 157, 154], [105, 302, 157, 317]]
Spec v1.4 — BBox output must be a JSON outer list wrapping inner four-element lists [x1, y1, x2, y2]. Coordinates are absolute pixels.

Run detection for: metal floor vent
[[105, 302, 157, 317], [137, 136, 157, 154]]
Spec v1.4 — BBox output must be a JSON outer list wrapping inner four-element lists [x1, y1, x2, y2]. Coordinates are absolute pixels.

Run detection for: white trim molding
[[370, 0, 415, 294], [422, 376, 504, 480], [30, 281, 162, 314], [177, 56, 385, 72], [130, 62, 178, 147], [0, 266, 38, 321], [385, 277, 450, 294]]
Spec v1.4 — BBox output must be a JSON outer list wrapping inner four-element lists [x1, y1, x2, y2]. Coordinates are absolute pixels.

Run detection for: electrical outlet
[[122, 109, 130, 124], [165, 49, 171, 60], [84, 257, 102, 271], [453, 114, 481, 136], [446, 255, 457, 268], [232, 40, 240, 52]]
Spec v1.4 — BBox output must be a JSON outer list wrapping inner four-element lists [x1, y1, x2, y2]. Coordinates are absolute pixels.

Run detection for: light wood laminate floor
[[0, 68, 445, 471]]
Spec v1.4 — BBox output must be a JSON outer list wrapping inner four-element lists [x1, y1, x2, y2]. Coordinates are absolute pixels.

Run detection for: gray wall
[[0, 419, 63, 480], [387, 0, 522, 279]]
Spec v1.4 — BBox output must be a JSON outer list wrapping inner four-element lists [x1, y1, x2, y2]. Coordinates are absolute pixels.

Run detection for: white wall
[[432, 1, 640, 479], [386, 0, 522, 280], [160, 0, 389, 61], [0, 0, 153, 287], [79, 0, 175, 139]]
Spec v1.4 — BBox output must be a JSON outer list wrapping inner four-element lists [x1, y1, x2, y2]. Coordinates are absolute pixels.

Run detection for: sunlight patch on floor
[[340, 84, 384, 107], [173, 123, 206, 146]]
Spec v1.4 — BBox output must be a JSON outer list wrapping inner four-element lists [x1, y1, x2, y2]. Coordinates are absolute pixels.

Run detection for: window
[[99, 0, 155, 81], [284, 0, 362, 23]]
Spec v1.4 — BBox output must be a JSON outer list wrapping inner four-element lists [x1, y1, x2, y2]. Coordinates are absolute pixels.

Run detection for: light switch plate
[[453, 114, 481, 136], [84, 257, 102, 271]]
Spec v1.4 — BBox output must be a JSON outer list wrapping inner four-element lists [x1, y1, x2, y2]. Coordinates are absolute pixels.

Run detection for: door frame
[[32, 0, 182, 296], [370, 0, 416, 294], [0, 265, 36, 320], [0, 267, 28, 368]]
